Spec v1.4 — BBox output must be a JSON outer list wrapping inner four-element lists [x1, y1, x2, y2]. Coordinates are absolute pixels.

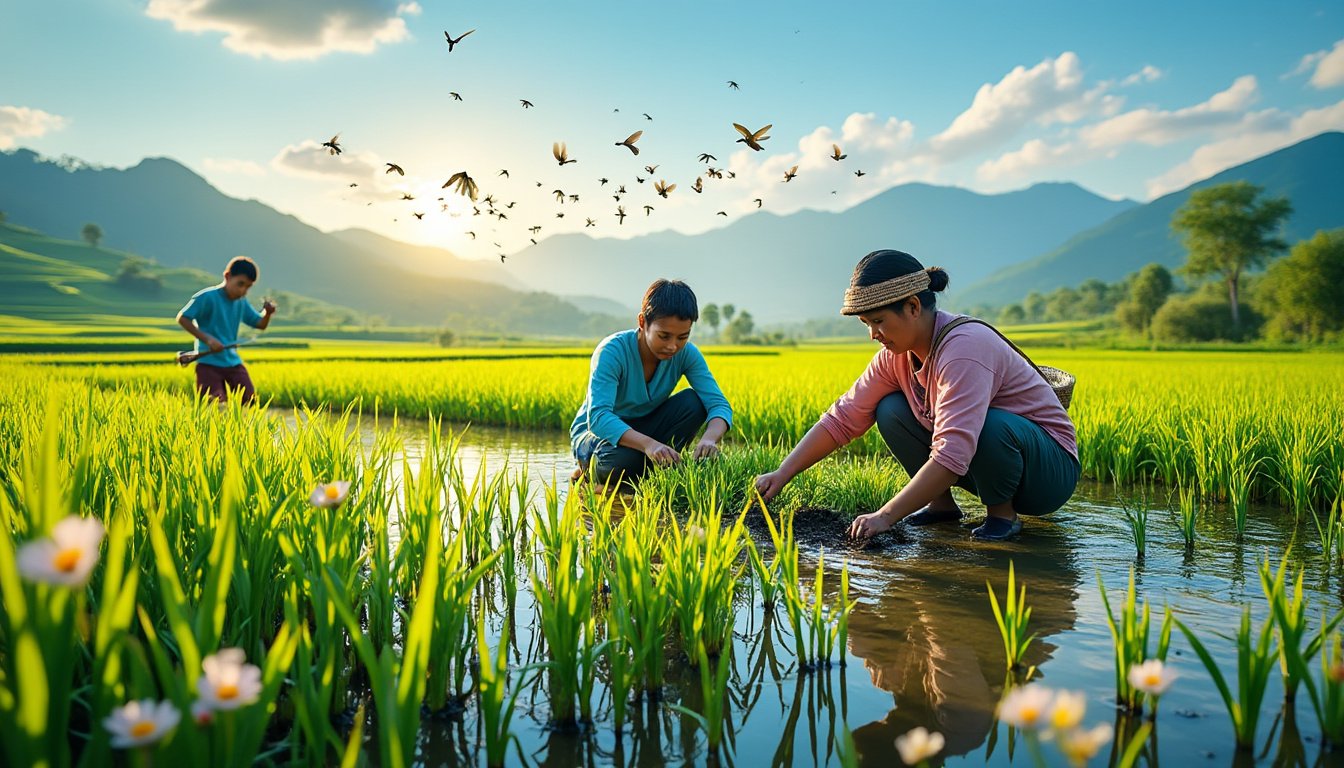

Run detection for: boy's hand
[[262, 298, 277, 316], [692, 437, 720, 460], [643, 441, 681, 466], [205, 336, 225, 353]]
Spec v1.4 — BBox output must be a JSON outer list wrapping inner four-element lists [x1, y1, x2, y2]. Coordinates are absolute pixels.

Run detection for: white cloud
[[1309, 39, 1344, 89], [145, 0, 420, 61], [1121, 65, 1164, 86], [926, 52, 1091, 161], [1080, 75, 1259, 148], [201, 157, 265, 176], [1145, 98, 1344, 197], [0, 105, 68, 149], [975, 138, 1082, 183]]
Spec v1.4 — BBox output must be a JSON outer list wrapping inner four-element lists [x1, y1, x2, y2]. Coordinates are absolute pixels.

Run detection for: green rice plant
[[1175, 480, 1199, 550], [1312, 482, 1344, 571], [987, 560, 1036, 673], [1099, 569, 1172, 712], [1270, 419, 1330, 517], [530, 486, 597, 730], [804, 550, 856, 670], [602, 606, 637, 741], [670, 641, 735, 763], [1176, 607, 1278, 751], [661, 494, 747, 659], [1118, 486, 1149, 560], [606, 503, 673, 700], [1297, 628, 1344, 746], [475, 608, 530, 768], [1259, 553, 1344, 703], [746, 536, 780, 612]]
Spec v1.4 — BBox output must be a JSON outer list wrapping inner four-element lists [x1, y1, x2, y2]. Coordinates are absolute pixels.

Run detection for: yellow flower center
[[1021, 706, 1039, 723], [217, 683, 239, 700], [1144, 673, 1161, 687], [130, 721, 156, 738], [53, 548, 81, 573], [324, 484, 340, 500]]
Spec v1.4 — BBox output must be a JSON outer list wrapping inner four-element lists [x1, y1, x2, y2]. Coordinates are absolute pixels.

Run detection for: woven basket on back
[[928, 317, 1076, 411]]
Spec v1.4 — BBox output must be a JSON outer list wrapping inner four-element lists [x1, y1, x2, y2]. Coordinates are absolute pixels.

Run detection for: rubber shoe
[[903, 506, 963, 526], [972, 516, 1022, 540]]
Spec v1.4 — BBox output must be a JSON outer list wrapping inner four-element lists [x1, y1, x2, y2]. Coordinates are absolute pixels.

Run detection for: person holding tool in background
[[176, 255, 276, 405]]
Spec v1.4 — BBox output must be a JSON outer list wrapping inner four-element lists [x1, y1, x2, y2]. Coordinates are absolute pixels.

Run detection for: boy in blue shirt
[[176, 256, 276, 404], [570, 279, 733, 488]]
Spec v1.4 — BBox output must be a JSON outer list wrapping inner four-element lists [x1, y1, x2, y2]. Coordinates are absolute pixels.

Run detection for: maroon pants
[[195, 363, 256, 404]]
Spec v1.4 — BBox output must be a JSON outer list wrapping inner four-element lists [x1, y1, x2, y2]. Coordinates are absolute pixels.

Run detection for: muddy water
[[289, 412, 1343, 767]]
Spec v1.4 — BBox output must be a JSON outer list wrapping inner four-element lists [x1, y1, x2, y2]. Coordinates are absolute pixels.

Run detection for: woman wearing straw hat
[[753, 250, 1079, 541]]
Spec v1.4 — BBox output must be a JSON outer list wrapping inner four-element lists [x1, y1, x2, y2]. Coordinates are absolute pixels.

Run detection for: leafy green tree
[[701, 303, 720, 337], [0, 210, 7, 224], [1253, 229, 1344, 342], [1045, 286, 1080, 322], [1022, 292, 1046, 323], [722, 310, 754, 344], [437, 328, 457, 347], [998, 304, 1026, 325], [1116, 263, 1174, 335], [1172, 181, 1291, 328], [81, 222, 103, 248], [721, 304, 736, 323]]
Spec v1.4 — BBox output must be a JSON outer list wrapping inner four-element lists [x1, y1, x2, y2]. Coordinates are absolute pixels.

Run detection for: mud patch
[[741, 506, 913, 552]]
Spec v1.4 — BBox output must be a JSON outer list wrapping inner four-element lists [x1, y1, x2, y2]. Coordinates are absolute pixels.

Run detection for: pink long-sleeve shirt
[[818, 311, 1078, 476]]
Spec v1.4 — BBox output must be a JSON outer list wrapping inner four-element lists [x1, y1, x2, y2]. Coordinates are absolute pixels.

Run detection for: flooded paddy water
[[303, 411, 1344, 767]]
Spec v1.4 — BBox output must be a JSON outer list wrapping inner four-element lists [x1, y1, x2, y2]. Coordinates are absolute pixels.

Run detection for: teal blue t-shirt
[[178, 285, 263, 368], [569, 329, 733, 446]]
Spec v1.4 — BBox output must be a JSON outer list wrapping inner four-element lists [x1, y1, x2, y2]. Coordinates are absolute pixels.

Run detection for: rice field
[[2, 347, 1344, 767]]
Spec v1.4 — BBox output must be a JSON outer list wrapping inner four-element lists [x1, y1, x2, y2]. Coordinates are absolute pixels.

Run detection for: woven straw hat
[[841, 269, 931, 315]]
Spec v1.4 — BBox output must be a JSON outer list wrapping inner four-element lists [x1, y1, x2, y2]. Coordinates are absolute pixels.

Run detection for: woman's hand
[[753, 470, 790, 503], [692, 437, 720, 460], [848, 511, 893, 539]]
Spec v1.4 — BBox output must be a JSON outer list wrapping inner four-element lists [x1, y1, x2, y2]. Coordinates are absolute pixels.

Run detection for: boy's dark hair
[[640, 279, 699, 323], [225, 256, 258, 281], [851, 249, 949, 312]]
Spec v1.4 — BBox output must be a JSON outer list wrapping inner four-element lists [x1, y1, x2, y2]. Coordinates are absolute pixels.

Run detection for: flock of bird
[[322, 28, 867, 263]]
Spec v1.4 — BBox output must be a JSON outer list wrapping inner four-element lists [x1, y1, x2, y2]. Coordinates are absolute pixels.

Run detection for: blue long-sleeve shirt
[[569, 329, 733, 446]]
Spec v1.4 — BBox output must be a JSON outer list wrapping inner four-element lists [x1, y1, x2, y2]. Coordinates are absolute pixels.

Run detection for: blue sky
[[2, 1, 1341, 259]]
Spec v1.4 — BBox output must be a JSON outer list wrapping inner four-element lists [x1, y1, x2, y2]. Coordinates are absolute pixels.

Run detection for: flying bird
[[552, 142, 577, 165], [322, 134, 342, 155], [732, 123, 771, 151], [727, 171, 736, 179], [500, 253, 506, 263], [634, 176, 645, 184], [400, 193, 415, 200], [385, 163, 404, 175], [716, 211, 727, 217], [499, 169, 510, 177], [706, 167, 723, 179], [643, 164, 659, 175], [530, 238, 537, 245], [348, 183, 358, 187], [753, 198, 762, 208], [653, 179, 675, 198], [442, 171, 479, 201], [529, 225, 542, 234], [617, 185, 627, 194], [569, 194, 579, 203], [413, 212, 424, 219], [830, 144, 847, 161], [585, 218, 596, 227], [782, 165, 799, 182], [692, 177, 704, 194], [598, 177, 609, 185], [854, 169, 866, 178], [466, 231, 476, 239], [615, 131, 643, 156], [450, 92, 463, 101], [616, 205, 627, 224], [727, 80, 740, 90], [698, 153, 716, 163], [555, 212, 565, 218], [643, 205, 654, 216], [642, 113, 653, 121], [520, 99, 534, 108], [444, 29, 475, 52], [553, 189, 566, 202]]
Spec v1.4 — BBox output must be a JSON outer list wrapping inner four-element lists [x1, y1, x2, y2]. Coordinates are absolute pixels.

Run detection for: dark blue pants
[[874, 393, 1078, 515], [572, 389, 708, 485]]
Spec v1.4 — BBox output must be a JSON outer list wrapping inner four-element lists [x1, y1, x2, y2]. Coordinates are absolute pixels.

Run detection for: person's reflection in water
[[843, 523, 1083, 765]]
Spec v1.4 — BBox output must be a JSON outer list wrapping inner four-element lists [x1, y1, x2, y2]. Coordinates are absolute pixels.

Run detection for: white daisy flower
[[103, 699, 181, 748], [895, 726, 945, 765], [16, 515, 105, 587], [196, 648, 262, 711], [1128, 659, 1177, 697], [309, 481, 351, 508]]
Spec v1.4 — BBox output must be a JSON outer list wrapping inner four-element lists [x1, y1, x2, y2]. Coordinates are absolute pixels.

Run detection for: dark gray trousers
[[572, 389, 708, 484], [874, 393, 1079, 515]]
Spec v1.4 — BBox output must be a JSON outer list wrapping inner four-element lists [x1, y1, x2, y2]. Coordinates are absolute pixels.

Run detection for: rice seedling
[[1118, 486, 1149, 560], [1312, 481, 1344, 570], [987, 561, 1036, 673], [1297, 628, 1344, 747], [1259, 553, 1344, 703], [475, 607, 530, 768], [1098, 569, 1172, 712], [1175, 478, 1199, 550], [669, 641, 735, 764], [606, 504, 673, 700], [661, 495, 747, 659], [1176, 607, 1278, 751], [530, 487, 598, 730]]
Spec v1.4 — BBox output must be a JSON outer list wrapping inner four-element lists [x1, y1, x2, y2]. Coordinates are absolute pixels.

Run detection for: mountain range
[[1, 131, 1339, 329]]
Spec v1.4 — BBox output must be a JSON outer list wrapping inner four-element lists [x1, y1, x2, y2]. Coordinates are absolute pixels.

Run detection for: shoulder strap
[[922, 316, 1047, 413]]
